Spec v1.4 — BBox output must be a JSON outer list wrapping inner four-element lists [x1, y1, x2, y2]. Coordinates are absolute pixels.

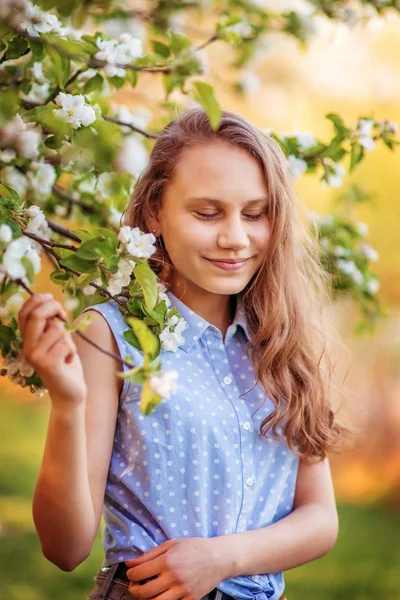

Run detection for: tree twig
[[103, 115, 159, 139], [1, 268, 135, 369]]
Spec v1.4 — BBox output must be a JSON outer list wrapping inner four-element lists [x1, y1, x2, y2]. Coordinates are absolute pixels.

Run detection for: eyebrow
[[187, 197, 268, 206]]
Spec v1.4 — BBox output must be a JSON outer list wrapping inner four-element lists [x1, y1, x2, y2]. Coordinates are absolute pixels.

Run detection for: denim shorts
[[87, 563, 287, 600]]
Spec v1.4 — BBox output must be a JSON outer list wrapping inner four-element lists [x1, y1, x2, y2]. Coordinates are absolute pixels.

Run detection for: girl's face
[[156, 141, 271, 299]]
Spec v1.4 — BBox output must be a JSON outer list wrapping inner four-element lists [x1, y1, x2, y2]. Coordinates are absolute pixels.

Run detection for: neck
[[170, 278, 235, 339]]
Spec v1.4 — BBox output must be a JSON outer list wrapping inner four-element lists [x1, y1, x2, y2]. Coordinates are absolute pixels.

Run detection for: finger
[[23, 301, 68, 357], [128, 573, 173, 599], [125, 542, 172, 568], [127, 556, 166, 582], [129, 585, 186, 600], [18, 293, 52, 333], [33, 320, 68, 356]]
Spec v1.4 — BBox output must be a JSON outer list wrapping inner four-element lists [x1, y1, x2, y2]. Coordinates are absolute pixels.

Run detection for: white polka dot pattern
[[81, 291, 299, 600]]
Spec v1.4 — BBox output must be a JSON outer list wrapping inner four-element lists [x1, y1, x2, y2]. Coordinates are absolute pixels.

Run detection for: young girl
[[18, 108, 344, 600]]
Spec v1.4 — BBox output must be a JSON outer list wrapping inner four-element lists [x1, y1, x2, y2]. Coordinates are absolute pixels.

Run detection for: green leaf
[[28, 39, 44, 59], [349, 142, 364, 172], [134, 263, 158, 312], [72, 228, 92, 241], [83, 73, 104, 94], [192, 81, 221, 129], [5, 37, 28, 60], [0, 184, 13, 199], [123, 328, 141, 351], [326, 113, 350, 136], [75, 236, 106, 260], [74, 271, 99, 289], [152, 40, 170, 58], [125, 316, 160, 361], [169, 31, 192, 55], [0, 89, 19, 127], [140, 380, 162, 415], [50, 271, 70, 284], [59, 253, 98, 274]]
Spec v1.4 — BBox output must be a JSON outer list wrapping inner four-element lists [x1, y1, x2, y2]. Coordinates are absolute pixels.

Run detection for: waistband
[[105, 563, 287, 600]]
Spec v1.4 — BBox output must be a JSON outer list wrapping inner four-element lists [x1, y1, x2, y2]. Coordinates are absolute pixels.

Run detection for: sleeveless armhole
[[80, 301, 135, 404]]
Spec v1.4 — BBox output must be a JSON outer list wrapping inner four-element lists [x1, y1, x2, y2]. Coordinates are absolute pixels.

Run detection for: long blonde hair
[[123, 107, 349, 462]]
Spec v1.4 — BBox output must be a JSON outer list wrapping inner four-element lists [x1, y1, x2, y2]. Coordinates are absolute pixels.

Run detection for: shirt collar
[[166, 291, 252, 353]]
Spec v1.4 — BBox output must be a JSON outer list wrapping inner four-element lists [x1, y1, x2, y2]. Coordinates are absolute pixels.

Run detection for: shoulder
[[73, 306, 124, 396]]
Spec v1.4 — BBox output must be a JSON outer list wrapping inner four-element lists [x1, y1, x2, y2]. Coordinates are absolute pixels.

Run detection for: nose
[[217, 214, 251, 251]]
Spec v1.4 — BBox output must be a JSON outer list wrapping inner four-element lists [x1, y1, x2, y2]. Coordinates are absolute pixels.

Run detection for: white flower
[[317, 214, 334, 227], [351, 267, 364, 285], [3, 352, 34, 378], [57, 25, 83, 40], [25, 246, 41, 274], [229, 19, 252, 37], [366, 277, 380, 295], [157, 282, 171, 308], [2, 236, 31, 279], [159, 325, 185, 352], [21, 80, 50, 104], [64, 296, 80, 311], [0, 292, 25, 319], [358, 119, 375, 151], [109, 207, 123, 228], [148, 370, 178, 399], [96, 172, 113, 201], [356, 222, 369, 237], [107, 257, 135, 296], [1, 166, 28, 197], [115, 135, 149, 178], [95, 33, 143, 78], [104, 16, 147, 42], [0, 149, 16, 163], [112, 104, 152, 132], [26, 204, 46, 234], [333, 245, 350, 257], [239, 72, 261, 94], [77, 68, 98, 83], [0, 224, 13, 244], [360, 243, 379, 262], [18, 128, 41, 158], [1, 114, 41, 159], [326, 163, 346, 188], [21, 4, 62, 37], [82, 277, 102, 296], [287, 155, 308, 180], [294, 132, 317, 151], [54, 93, 96, 129], [54, 204, 68, 217], [78, 174, 97, 195], [336, 259, 360, 279], [32, 62, 46, 83], [27, 161, 56, 199], [118, 226, 156, 259]]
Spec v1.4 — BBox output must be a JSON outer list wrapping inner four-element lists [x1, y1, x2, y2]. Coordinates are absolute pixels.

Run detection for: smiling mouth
[[205, 258, 251, 263]]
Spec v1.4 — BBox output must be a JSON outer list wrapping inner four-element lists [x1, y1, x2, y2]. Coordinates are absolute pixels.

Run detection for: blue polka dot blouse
[[82, 290, 299, 600]]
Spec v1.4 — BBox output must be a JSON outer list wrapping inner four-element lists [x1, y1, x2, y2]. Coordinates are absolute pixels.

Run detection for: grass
[[1, 396, 400, 600]]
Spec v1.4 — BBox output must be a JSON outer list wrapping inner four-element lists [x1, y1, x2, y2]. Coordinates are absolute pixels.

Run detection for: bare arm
[[31, 309, 122, 571], [212, 457, 339, 578]]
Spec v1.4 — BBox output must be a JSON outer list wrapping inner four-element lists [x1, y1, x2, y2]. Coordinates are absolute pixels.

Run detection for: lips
[[205, 257, 251, 271]]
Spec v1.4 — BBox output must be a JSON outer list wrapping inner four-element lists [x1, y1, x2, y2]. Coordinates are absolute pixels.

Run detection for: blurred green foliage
[[1, 395, 400, 600]]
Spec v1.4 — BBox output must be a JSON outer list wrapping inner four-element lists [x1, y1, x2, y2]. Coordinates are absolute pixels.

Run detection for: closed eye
[[195, 212, 266, 221]]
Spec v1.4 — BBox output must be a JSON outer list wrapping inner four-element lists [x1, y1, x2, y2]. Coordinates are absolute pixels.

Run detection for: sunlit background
[[1, 1, 400, 599]]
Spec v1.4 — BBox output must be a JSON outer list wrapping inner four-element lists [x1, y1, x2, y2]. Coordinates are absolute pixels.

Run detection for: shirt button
[[246, 476, 254, 486], [223, 376, 232, 385], [243, 421, 251, 431]]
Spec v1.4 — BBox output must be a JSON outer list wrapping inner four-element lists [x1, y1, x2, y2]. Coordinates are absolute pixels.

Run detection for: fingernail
[[41, 293, 53, 299]]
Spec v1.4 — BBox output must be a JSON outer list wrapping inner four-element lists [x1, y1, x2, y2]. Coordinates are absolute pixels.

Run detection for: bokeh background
[[1, 1, 400, 599]]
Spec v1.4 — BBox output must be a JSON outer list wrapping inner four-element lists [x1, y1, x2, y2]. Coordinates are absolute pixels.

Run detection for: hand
[[18, 293, 87, 406], [125, 538, 225, 600]]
